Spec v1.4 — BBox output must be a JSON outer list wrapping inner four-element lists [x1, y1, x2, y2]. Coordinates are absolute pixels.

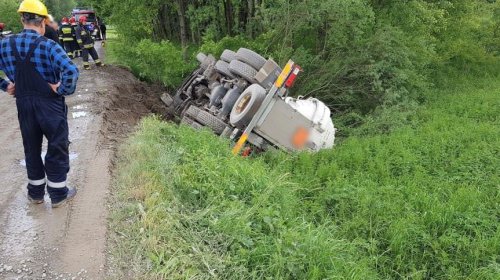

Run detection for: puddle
[[0, 193, 38, 260], [72, 105, 87, 110], [20, 152, 79, 166], [72, 111, 88, 119]]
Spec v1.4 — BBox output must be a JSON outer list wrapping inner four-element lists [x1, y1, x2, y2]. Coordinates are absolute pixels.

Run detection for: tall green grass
[[109, 73, 500, 279]]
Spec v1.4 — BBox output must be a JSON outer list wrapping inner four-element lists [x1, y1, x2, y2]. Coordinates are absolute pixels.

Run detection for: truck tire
[[185, 105, 228, 135], [230, 84, 266, 128], [229, 60, 258, 83], [215, 60, 235, 79], [220, 49, 237, 63], [200, 54, 216, 70], [196, 53, 207, 64], [236, 48, 267, 70], [181, 116, 204, 130]]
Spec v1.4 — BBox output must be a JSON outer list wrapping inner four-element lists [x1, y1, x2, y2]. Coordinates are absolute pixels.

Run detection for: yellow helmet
[[18, 0, 49, 17]]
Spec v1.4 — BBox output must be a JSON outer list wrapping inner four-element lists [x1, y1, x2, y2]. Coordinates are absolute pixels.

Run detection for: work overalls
[[11, 36, 70, 203]]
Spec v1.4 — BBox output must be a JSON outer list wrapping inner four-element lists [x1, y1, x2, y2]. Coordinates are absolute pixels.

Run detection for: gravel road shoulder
[[0, 44, 166, 280]]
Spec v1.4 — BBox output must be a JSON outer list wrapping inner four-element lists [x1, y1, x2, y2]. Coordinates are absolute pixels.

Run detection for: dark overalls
[[11, 36, 69, 203], [59, 23, 75, 59], [76, 24, 102, 69]]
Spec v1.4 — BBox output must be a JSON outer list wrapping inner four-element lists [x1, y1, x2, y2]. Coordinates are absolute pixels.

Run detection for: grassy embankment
[[108, 70, 500, 279]]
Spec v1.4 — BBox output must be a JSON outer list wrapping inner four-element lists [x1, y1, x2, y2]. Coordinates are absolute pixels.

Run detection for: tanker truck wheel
[[180, 116, 204, 130], [236, 48, 267, 70], [196, 53, 207, 64], [215, 60, 235, 79], [185, 105, 228, 135], [220, 49, 237, 63], [230, 84, 266, 128], [229, 60, 258, 83], [197, 53, 216, 70]]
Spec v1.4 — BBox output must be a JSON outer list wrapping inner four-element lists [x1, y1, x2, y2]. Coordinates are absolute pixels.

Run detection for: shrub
[[108, 38, 195, 88]]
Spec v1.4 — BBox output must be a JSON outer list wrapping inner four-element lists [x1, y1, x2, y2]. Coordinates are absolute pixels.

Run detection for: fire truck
[[72, 8, 103, 40]]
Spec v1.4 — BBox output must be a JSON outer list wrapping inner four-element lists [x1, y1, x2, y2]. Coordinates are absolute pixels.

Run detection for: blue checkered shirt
[[0, 29, 79, 95]]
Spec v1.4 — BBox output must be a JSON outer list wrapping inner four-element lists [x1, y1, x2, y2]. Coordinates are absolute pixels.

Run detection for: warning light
[[285, 66, 301, 88]]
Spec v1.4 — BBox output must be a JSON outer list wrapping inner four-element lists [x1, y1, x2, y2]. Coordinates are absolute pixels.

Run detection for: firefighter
[[0, 0, 79, 207], [59, 17, 75, 58], [69, 17, 81, 58], [75, 16, 103, 70]]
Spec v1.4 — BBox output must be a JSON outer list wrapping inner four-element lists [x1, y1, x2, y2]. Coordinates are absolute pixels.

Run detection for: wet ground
[[0, 44, 166, 279]]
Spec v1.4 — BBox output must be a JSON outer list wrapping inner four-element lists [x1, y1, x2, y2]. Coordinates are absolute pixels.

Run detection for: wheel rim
[[235, 94, 252, 114]]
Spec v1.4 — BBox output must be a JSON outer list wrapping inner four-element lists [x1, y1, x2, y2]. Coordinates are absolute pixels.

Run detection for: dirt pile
[[96, 66, 168, 146]]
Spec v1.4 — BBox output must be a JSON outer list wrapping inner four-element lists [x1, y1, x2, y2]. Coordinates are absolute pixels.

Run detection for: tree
[[0, 0, 22, 32], [43, 0, 77, 20]]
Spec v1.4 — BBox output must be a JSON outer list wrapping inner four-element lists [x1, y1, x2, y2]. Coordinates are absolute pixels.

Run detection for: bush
[[0, 0, 22, 33], [108, 38, 195, 88]]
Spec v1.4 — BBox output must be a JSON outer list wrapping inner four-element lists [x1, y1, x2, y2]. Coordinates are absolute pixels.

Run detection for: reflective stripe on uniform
[[62, 38, 74, 42], [47, 180, 66, 189], [29, 178, 46, 186], [84, 44, 93, 49]]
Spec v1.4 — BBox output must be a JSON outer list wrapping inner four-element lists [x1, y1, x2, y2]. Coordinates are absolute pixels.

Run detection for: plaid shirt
[[0, 29, 79, 95]]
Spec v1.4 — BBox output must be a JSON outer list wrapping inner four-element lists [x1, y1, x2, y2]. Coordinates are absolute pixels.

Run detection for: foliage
[[0, 0, 22, 32], [110, 72, 500, 279], [43, 0, 76, 20], [95, 0, 499, 118], [107, 38, 195, 88]]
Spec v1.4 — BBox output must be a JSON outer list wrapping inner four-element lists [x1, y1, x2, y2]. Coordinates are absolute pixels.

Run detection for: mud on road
[[0, 45, 166, 280]]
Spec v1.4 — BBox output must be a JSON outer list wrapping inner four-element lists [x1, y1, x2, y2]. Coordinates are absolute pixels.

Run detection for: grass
[[108, 71, 500, 279]]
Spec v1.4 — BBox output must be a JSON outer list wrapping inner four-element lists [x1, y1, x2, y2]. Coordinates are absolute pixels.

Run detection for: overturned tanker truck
[[161, 48, 336, 155]]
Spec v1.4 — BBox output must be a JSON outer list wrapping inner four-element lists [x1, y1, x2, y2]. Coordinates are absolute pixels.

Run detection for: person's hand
[[49, 82, 61, 93], [6, 83, 15, 96]]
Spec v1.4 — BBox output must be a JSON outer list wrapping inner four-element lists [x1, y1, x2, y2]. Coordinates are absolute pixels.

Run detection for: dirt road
[[0, 45, 165, 280]]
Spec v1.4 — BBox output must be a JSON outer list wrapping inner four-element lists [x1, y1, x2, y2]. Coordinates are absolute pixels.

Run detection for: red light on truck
[[285, 66, 301, 88]]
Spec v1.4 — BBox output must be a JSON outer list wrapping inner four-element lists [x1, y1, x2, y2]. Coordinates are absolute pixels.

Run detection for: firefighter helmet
[[17, 0, 49, 17], [69, 17, 76, 24], [61, 17, 69, 24], [79, 16, 87, 24], [0, 23, 5, 30]]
